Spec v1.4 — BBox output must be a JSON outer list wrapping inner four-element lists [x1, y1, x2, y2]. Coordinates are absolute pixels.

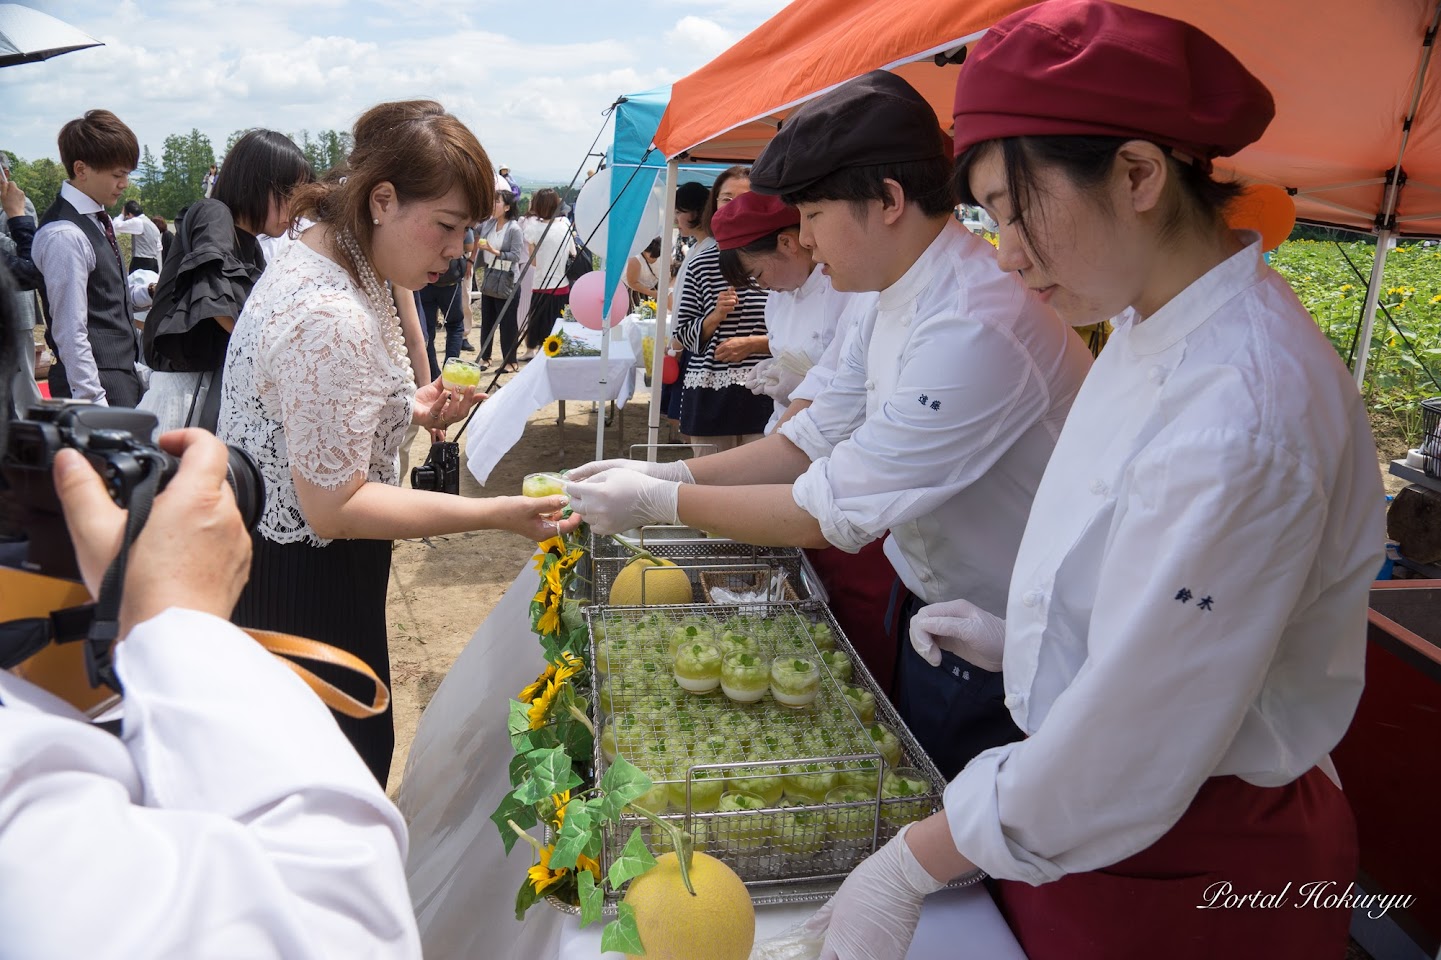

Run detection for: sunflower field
[[1272, 239, 1441, 445]]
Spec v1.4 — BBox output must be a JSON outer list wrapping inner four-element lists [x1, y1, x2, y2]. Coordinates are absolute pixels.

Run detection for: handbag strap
[[243, 628, 390, 718]]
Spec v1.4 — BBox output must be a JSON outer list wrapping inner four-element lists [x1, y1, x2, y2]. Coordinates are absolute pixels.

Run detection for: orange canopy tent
[[639, 0, 1441, 423]]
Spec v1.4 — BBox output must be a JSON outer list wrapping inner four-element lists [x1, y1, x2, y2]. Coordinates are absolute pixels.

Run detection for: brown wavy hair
[[289, 100, 495, 284]]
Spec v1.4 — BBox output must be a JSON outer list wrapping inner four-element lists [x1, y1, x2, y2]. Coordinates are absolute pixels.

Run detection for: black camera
[[1, 400, 265, 581], [410, 439, 460, 495]]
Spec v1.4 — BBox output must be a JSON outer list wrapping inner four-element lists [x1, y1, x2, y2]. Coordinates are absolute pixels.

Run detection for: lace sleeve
[[261, 291, 389, 491]]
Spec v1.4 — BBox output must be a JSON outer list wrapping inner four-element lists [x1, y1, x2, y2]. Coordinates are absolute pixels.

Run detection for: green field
[[1272, 239, 1441, 449]]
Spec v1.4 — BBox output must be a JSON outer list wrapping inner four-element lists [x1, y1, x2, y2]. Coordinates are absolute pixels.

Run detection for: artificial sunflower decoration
[[527, 678, 561, 729], [543, 334, 564, 357], [527, 844, 567, 895]]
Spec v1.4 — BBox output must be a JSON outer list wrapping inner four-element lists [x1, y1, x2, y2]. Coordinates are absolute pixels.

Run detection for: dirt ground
[[384, 367, 668, 795]]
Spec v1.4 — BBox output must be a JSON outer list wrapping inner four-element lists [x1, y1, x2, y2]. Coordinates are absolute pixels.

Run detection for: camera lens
[[224, 445, 265, 531]]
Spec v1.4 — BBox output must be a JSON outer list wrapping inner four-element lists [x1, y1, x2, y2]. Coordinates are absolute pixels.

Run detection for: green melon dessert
[[720, 651, 770, 703], [881, 767, 932, 826], [841, 684, 877, 723], [783, 763, 838, 805], [819, 649, 853, 683], [864, 723, 902, 769], [673, 641, 723, 694], [826, 785, 877, 847], [666, 766, 724, 813], [717, 791, 770, 852], [769, 655, 821, 708]]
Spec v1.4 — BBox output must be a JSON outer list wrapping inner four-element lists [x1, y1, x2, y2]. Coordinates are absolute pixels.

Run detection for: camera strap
[[83, 458, 165, 693]]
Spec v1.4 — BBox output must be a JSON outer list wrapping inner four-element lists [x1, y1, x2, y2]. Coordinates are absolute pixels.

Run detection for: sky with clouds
[[2, 0, 790, 180]]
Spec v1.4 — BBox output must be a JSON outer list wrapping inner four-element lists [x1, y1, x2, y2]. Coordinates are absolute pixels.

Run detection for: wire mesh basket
[[588, 527, 812, 605], [698, 568, 801, 604], [1422, 397, 1441, 478], [585, 601, 945, 895]]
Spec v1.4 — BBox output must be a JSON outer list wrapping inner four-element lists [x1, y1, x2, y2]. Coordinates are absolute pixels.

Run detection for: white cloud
[[663, 16, 739, 62], [2, 1, 787, 179]]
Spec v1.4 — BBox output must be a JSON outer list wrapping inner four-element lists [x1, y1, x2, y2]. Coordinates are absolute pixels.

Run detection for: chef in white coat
[[711, 190, 877, 433], [803, 4, 1385, 959], [566, 70, 1092, 777], [0, 428, 420, 958]]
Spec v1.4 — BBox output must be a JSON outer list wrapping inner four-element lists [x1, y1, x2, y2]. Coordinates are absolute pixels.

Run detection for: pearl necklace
[[334, 228, 416, 390]]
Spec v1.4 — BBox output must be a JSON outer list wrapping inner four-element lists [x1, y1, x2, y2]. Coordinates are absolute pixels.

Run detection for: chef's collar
[[794, 261, 829, 302], [1128, 230, 1267, 356], [877, 220, 960, 313]]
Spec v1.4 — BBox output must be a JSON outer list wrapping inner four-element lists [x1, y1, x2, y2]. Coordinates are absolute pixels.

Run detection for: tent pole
[[646, 159, 679, 460], [596, 297, 611, 460], [1353, 229, 1394, 390]]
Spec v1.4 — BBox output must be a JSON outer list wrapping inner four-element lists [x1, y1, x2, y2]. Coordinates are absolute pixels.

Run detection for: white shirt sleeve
[[943, 430, 1335, 884], [789, 306, 862, 403], [0, 608, 419, 958], [113, 217, 145, 236], [32, 220, 106, 404], [784, 313, 1051, 552], [777, 310, 871, 459]]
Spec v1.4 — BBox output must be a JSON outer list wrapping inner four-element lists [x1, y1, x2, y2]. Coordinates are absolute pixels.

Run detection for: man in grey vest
[[32, 109, 144, 408]]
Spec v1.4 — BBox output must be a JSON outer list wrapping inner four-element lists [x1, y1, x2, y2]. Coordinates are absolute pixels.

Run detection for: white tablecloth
[[464, 321, 637, 485], [558, 884, 1026, 959], [398, 567, 1028, 960]]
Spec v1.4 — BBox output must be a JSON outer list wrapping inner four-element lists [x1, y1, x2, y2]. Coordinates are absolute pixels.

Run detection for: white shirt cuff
[[942, 743, 1065, 885], [791, 457, 877, 554], [776, 407, 834, 461]]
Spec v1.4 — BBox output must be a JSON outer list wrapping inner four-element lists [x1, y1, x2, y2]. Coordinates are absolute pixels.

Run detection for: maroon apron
[[995, 767, 1357, 960], [804, 537, 897, 695]]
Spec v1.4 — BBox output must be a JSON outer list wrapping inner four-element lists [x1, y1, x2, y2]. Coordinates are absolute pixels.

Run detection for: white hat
[[498, 163, 510, 171]]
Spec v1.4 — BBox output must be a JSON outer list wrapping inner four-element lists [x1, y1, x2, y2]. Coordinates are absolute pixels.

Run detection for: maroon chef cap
[[711, 191, 801, 250], [952, 0, 1274, 167]]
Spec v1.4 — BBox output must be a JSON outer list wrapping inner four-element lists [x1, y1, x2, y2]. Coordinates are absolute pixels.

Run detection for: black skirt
[[232, 535, 395, 786], [679, 380, 774, 437]]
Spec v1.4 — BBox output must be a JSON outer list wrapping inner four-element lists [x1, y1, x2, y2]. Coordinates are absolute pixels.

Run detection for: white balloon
[[571, 167, 611, 256]]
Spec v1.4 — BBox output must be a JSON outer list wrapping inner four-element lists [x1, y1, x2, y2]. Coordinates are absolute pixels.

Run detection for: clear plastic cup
[[441, 357, 482, 390]]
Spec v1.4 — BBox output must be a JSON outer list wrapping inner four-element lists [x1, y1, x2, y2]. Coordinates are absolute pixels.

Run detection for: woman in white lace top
[[219, 100, 579, 785]]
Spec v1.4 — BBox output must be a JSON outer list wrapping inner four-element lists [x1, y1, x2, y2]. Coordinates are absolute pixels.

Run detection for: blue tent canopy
[[602, 85, 726, 314]]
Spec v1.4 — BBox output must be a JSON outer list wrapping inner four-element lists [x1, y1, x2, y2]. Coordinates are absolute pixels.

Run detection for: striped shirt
[[673, 242, 770, 389]]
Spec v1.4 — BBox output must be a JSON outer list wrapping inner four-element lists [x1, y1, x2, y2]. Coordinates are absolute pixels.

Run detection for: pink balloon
[[569, 271, 607, 329], [607, 283, 629, 325]]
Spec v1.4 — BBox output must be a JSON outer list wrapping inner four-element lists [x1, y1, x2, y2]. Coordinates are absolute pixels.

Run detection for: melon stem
[[624, 801, 697, 896], [607, 534, 659, 563]]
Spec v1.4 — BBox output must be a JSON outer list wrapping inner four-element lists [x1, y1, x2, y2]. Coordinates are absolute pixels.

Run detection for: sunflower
[[518, 662, 557, 702], [527, 844, 567, 895], [553, 651, 584, 684], [528, 678, 560, 729], [536, 601, 562, 638], [543, 335, 564, 357]]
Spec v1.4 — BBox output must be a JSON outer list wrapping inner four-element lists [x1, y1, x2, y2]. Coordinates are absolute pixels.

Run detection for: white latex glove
[[909, 598, 1006, 672], [745, 357, 781, 396], [563, 458, 695, 483], [799, 824, 946, 960], [563, 469, 681, 535], [764, 365, 806, 404]]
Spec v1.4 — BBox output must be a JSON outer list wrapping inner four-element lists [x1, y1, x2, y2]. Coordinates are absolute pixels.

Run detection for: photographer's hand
[[54, 430, 252, 639]]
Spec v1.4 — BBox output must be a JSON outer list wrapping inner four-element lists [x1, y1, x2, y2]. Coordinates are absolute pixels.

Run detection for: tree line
[[3, 128, 354, 221]]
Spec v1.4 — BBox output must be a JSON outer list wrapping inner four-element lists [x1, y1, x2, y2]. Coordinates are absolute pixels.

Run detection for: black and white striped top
[[673, 241, 770, 390]]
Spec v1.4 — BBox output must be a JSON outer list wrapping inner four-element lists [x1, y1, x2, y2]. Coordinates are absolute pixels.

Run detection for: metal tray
[[588, 527, 813, 605], [584, 601, 946, 898]]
